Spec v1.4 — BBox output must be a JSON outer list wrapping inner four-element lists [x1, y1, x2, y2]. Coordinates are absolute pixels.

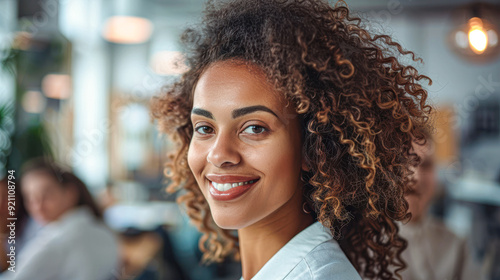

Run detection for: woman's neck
[[237, 188, 314, 280]]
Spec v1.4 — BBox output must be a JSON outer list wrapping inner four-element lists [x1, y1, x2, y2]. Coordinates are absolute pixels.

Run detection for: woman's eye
[[194, 126, 214, 135], [242, 125, 267, 134]]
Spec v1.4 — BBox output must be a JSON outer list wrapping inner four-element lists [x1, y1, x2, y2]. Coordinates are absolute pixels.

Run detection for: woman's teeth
[[211, 180, 256, 191]]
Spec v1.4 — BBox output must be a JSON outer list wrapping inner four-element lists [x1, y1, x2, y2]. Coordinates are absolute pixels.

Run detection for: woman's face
[[21, 172, 78, 224], [406, 141, 437, 223], [187, 61, 306, 229]]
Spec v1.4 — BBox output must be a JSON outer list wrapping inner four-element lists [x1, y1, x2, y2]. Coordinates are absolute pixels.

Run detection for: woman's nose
[[206, 133, 241, 168]]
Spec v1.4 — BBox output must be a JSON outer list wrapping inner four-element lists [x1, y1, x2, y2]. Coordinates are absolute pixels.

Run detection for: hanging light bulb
[[468, 17, 488, 54], [448, 3, 500, 63]]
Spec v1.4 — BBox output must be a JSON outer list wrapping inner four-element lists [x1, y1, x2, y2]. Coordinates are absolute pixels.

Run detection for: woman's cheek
[[258, 139, 300, 181], [187, 143, 203, 179]]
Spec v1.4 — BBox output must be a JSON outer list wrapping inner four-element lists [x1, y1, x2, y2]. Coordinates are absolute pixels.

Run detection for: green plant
[[0, 102, 15, 178]]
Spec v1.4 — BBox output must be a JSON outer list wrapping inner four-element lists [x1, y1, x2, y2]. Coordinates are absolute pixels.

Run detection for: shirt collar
[[244, 221, 333, 280]]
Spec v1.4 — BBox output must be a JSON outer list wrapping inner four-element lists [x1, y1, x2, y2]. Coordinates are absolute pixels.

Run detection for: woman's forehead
[[195, 61, 273, 95], [192, 61, 295, 116], [21, 171, 59, 189]]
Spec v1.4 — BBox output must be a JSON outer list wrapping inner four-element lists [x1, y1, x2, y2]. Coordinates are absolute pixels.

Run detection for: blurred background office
[[0, 0, 499, 279]]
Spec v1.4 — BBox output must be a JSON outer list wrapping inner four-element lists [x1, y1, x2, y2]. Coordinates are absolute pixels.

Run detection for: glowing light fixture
[[42, 74, 72, 99], [448, 4, 500, 63], [468, 17, 488, 54], [102, 16, 153, 44]]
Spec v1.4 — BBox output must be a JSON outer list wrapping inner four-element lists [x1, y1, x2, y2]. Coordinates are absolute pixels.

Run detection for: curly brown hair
[[151, 0, 432, 279]]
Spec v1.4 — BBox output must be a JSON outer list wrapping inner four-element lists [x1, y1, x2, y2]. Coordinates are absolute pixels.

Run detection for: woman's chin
[[213, 216, 244, 230], [212, 212, 256, 230]]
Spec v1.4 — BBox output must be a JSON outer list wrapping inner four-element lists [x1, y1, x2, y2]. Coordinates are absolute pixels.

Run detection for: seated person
[[4, 158, 119, 280], [401, 135, 483, 280]]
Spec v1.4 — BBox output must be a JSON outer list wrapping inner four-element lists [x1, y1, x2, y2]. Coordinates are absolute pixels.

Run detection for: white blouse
[[241, 221, 361, 280], [3, 206, 119, 280]]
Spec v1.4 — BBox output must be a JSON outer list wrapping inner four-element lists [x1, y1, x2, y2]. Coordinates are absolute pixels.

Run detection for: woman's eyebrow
[[192, 108, 215, 119], [232, 105, 279, 120], [191, 105, 280, 121]]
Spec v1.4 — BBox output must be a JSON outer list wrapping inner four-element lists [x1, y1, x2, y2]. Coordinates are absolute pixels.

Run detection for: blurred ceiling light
[[448, 3, 500, 63], [468, 17, 488, 54], [22, 90, 46, 114], [150, 51, 189, 75], [102, 16, 153, 44], [42, 74, 72, 99], [451, 17, 499, 56]]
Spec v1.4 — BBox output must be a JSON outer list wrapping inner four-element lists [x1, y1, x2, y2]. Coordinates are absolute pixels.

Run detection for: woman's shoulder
[[251, 222, 362, 280], [294, 238, 361, 280], [282, 222, 361, 280], [251, 242, 361, 280]]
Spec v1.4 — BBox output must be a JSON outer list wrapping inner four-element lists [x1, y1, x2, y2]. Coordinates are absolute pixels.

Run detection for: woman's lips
[[206, 174, 260, 201]]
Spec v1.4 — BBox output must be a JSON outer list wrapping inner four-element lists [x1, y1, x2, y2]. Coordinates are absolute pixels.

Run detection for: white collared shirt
[[2, 206, 119, 280], [241, 221, 361, 280]]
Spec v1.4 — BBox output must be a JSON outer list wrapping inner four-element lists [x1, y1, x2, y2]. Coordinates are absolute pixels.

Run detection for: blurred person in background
[[0, 158, 119, 280], [401, 132, 483, 280]]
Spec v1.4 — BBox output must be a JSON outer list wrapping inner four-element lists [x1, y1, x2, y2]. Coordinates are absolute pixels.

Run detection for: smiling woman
[[150, 0, 432, 279]]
